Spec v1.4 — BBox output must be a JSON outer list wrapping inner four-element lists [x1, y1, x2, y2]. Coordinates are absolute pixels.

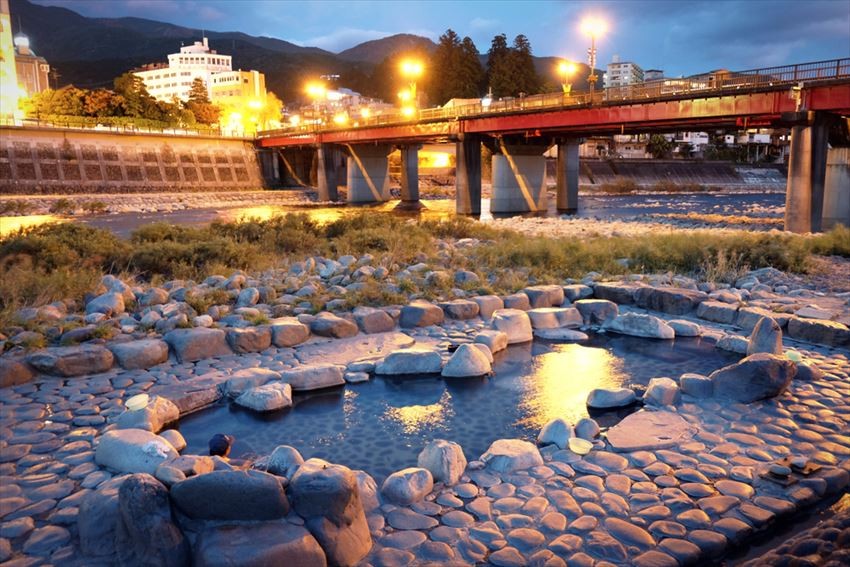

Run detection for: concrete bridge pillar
[[398, 145, 422, 208], [785, 112, 829, 233], [456, 134, 482, 215], [556, 139, 581, 213], [491, 141, 550, 213], [257, 149, 280, 187], [346, 144, 392, 203], [317, 144, 342, 201], [823, 146, 850, 230], [278, 148, 312, 188]]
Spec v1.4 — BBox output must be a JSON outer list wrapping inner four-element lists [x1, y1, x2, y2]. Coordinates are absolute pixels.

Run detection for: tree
[[507, 35, 540, 96], [113, 72, 158, 119], [187, 77, 211, 104], [647, 134, 673, 159], [679, 142, 694, 159], [429, 30, 485, 105], [458, 37, 486, 98], [83, 89, 123, 117], [486, 34, 512, 97]]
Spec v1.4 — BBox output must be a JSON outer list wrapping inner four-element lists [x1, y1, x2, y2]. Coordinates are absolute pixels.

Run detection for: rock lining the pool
[[1, 259, 850, 565]]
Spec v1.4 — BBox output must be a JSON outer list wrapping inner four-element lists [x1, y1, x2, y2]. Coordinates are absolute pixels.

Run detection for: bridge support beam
[[397, 145, 423, 209], [257, 149, 280, 187], [279, 148, 312, 188], [556, 139, 580, 213], [785, 112, 829, 233], [317, 144, 342, 201], [456, 135, 482, 215], [823, 146, 850, 230], [346, 144, 392, 203], [491, 141, 550, 213]]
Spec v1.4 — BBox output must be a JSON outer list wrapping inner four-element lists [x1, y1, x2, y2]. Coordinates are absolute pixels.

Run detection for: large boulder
[[473, 295, 504, 319], [0, 357, 34, 388], [587, 388, 637, 409], [289, 459, 372, 567], [375, 348, 442, 375], [78, 477, 126, 558], [575, 299, 619, 326], [527, 307, 582, 329], [644, 377, 681, 406], [747, 317, 783, 355], [606, 411, 696, 452], [95, 429, 178, 475], [491, 309, 533, 344], [474, 330, 508, 354], [736, 307, 790, 332], [223, 367, 281, 398], [593, 282, 643, 305], [353, 307, 395, 334], [270, 318, 311, 347], [171, 470, 289, 521], [523, 285, 565, 308], [786, 317, 850, 348], [417, 439, 467, 486], [442, 344, 491, 377], [480, 439, 543, 473], [164, 328, 232, 363], [109, 339, 169, 370], [236, 382, 293, 412], [563, 284, 593, 302], [634, 287, 707, 315], [193, 523, 327, 567], [226, 326, 272, 353], [381, 467, 434, 505], [696, 300, 739, 324], [311, 312, 359, 338], [26, 345, 114, 377], [267, 445, 304, 478], [439, 299, 480, 320], [281, 364, 345, 391], [537, 418, 574, 449], [606, 313, 674, 339], [502, 293, 531, 311], [115, 474, 189, 567], [86, 292, 125, 316], [115, 395, 180, 433], [709, 353, 797, 403], [400, 300, 444, 328]]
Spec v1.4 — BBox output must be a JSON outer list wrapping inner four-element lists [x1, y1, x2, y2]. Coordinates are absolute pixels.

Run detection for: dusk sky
[[34, 0, 850, 76]]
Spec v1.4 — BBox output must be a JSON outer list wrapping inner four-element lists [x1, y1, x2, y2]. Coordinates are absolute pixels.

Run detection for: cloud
[[470, 17, 499, 30], [293, 27, 437, 52]]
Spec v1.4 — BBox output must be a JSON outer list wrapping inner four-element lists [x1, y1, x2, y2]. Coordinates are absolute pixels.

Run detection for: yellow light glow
[[333, 113, 348, 125], [515, 343, 626, 429], [384, 391, 452, 435], [559, 61, 578, 75], [305, 82, 327, 98], [400, 59, 424, 78], [0, 215, 66, 237], [360, 108, 371, 118], [581, 16, 607, 37], [289, 114, 301, 126], [247, 99, 263, 110], [398, 89, 412, 102], [401, 105, 416, 118]]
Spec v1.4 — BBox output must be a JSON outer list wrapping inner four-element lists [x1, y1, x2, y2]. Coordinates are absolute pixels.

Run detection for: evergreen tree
[[486, 34, 512, 98], [431, 29, 462, 105], [185, 78, 220, 125], [113, 72, 159, 119], [457, 37, 485, 99], [187, 77, 211, 104], [508, 34, 541, 96]]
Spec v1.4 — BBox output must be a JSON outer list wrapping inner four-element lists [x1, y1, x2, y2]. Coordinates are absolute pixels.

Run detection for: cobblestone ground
[[1, 309, 848, 566]]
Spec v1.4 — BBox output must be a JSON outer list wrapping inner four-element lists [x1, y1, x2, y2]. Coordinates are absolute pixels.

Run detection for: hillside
[[338, 34, 437, 63]]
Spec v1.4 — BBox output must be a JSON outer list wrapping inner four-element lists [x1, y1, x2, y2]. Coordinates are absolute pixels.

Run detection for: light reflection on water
[[0, 214, 67, 237], [178, 335, 740, 479]]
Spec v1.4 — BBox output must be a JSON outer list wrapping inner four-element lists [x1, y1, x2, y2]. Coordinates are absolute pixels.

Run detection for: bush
[[81, 201, 108, 214], [49, 198, 75, 215], [0, 200, 34, 215], [598, 179, 639, 193]]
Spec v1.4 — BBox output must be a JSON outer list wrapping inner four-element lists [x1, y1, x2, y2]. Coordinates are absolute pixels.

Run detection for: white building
[[134, 38, 232, 102], [604, 55, 644, 89]]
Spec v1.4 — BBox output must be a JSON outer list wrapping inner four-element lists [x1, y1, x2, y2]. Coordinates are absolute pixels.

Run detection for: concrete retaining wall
[[0, 126, 264, 194]]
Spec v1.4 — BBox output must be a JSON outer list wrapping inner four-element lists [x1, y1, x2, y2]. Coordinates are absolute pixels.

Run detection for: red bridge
[[257, 59, 850, 232]]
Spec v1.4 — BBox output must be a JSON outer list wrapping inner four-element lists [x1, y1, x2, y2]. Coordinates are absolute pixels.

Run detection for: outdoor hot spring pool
[[177, 334, 741, 480]]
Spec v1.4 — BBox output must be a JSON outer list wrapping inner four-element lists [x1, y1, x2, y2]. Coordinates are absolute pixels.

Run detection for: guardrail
[[0, 117, 250, 139], [259, 57, 850, 138]]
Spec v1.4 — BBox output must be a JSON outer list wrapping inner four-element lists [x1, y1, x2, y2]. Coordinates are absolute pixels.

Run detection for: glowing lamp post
[[399, 59, 424, 108], [305, 81, 327, 126], [558, 61, 577, 96], [580, 17, 607, 101]]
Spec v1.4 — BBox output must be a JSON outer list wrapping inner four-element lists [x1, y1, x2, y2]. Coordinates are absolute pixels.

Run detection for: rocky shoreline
[[1, 244, 849, 565]]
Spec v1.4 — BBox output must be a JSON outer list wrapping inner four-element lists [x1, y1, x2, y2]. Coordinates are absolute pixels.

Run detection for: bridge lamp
[[580, 17, 607, 99], [332, 113, 348, 126], [289, 114, 301, 127], [398, 89, 413, 103], [361, 107, 371, 119], [558, 61, 578, 94], [400, 59, 424, 107], [305, 82, 327, 99], [401, 105, 416, 118], [247, 99, 263, 110]]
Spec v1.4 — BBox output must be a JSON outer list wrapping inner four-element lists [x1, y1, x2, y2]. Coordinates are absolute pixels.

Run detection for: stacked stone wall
[[0, 127, 264, 194]]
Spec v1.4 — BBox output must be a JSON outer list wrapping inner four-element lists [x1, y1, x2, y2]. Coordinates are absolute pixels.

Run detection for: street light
[[305, 81, 327, 126], [580, 17, 607, 101], [558, 61, 578, 95], [399, 58, 424, 107]]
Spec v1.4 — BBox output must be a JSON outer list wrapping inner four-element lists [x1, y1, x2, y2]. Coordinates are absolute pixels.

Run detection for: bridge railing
[[0, 117, 250, 139], [259, 57, 850, 138]]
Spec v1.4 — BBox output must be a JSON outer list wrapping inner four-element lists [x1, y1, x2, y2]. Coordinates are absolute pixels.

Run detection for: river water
[[0, 191, 786, 238]]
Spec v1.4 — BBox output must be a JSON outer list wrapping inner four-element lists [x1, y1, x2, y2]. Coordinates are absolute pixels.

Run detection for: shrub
[[0, 200, 34, 215], [81, 201, 108, 214], [598, 179, 639, 193]]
